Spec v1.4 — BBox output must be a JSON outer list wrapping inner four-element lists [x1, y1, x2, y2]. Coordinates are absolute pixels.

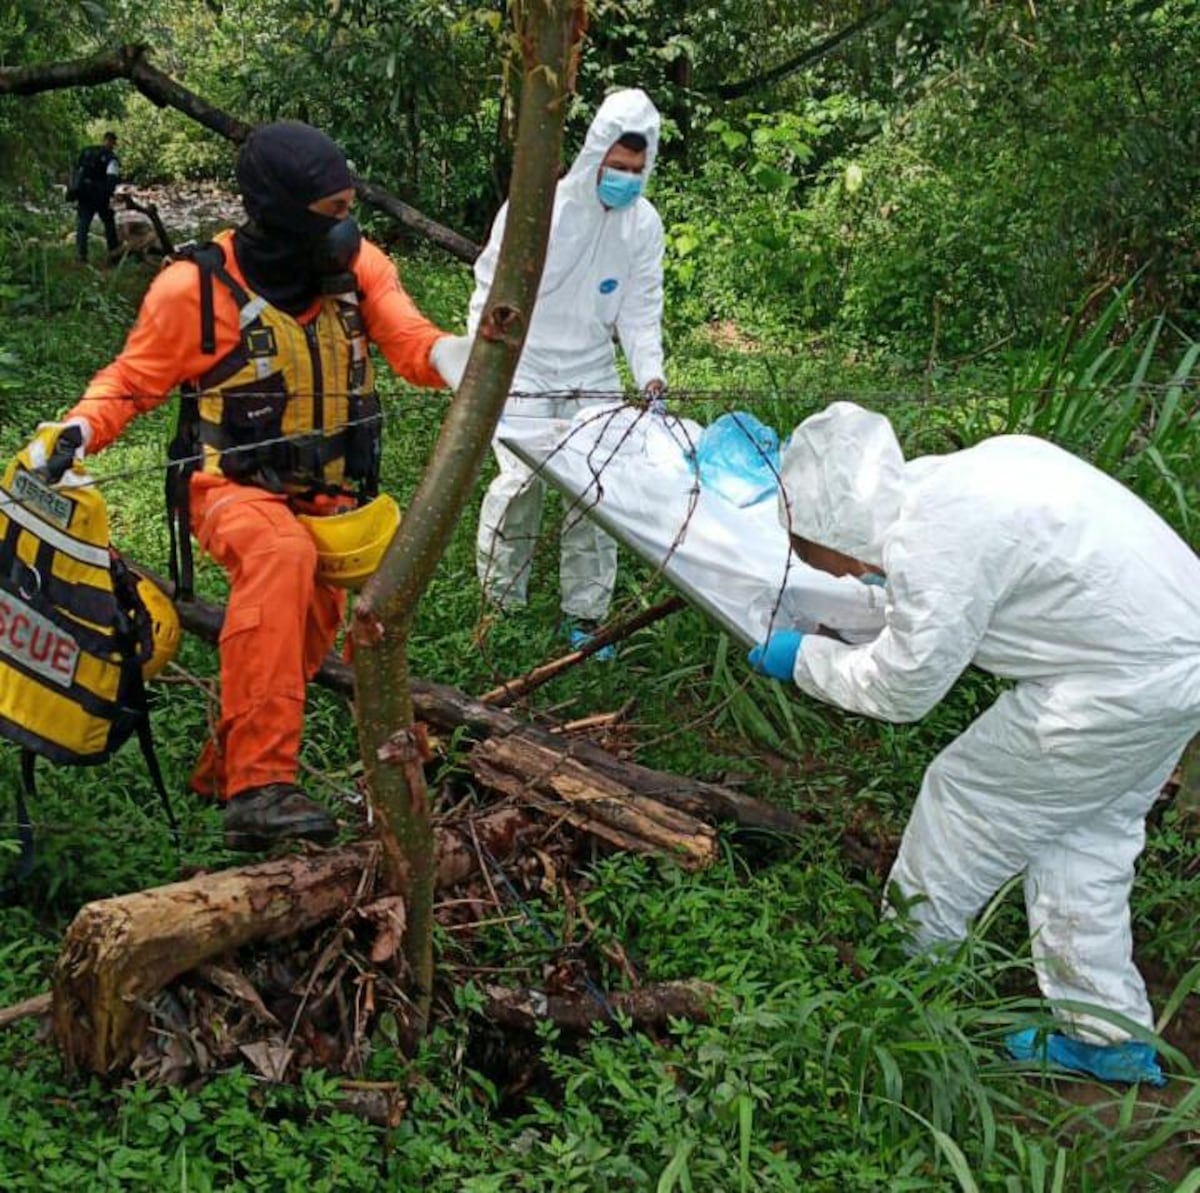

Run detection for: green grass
[[0, 228, 1196, 1189]]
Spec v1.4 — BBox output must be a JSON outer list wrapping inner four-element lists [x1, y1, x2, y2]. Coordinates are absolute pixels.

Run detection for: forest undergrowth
[[0, 214, 1196, 1191]]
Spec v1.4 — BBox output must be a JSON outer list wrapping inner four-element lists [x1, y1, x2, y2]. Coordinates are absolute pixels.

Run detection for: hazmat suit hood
[[778, 402, 906, 567], [563, 87, 660, 190], [534, 89, 661, 296]]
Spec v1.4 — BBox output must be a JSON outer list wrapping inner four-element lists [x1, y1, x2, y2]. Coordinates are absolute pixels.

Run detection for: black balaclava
[[233, 121, 356, 314]]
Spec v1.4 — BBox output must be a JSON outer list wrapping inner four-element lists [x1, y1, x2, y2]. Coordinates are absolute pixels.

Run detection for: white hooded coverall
[[779, 402, 1200, 1042], [470, 88, 666, 621]]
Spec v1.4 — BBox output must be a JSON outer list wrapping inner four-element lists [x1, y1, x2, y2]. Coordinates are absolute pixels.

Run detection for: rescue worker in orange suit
[[28, 122, 470, 849]]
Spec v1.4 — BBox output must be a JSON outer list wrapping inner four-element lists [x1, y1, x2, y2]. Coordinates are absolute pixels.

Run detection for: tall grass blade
[[657, 1139, 695, 1193], [737, 1093, 752, 1193], [1155, 958, 1200, 1037]]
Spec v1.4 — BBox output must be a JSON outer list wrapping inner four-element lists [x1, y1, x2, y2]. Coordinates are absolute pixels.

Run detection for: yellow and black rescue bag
[[0, 438, 178, 882]]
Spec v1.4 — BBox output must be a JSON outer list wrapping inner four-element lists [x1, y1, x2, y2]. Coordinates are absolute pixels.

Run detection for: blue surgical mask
[[597, 167, 644, 210]]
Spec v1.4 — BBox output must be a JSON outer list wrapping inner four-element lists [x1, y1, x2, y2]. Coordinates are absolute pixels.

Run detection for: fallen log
[[472, 735, 718, 869], [52, 807, 528, 1073], [163, 582, 812, 838], [480, 979, 721, 1032], [54, 844, 379, 1073]]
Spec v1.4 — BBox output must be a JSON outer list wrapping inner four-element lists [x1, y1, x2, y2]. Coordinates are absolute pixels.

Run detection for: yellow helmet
[[296, 494, 402, 590], [134, 574, 181, 681]]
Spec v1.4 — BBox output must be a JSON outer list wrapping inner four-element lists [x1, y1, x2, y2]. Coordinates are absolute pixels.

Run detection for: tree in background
[[2, 0, 1196, 356]]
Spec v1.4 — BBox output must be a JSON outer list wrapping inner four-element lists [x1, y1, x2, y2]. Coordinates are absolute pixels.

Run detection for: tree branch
[[715, 5, 891, 101], [0, 46, 479, 261], [0, 45, 144, 95]]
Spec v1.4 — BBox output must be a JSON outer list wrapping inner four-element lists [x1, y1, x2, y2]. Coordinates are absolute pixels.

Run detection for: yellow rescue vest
[[179, 241, 380, 496]]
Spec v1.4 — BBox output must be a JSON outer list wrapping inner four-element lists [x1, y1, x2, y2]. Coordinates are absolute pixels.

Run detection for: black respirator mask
[[312, 217, 362, 295]]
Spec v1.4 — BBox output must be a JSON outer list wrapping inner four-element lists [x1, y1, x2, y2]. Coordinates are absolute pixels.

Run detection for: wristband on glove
[[430, 334, 472, 393], [747, 629, 805, 681]]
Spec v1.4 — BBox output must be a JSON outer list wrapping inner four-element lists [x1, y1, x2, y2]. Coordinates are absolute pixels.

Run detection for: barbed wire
[[8, 380, 1200, 404], [472, 401, 835, 744], [2, 384, 1195, 828], [4, 381, 1194, 520], [0, 407, 392, 518]]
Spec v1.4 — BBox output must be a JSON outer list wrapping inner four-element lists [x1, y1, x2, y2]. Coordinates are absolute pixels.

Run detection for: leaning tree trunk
[[350, 0, 588, 1039]]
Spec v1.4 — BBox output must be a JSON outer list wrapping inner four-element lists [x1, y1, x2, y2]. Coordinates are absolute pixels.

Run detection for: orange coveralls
[[69, 231, 446, 799]]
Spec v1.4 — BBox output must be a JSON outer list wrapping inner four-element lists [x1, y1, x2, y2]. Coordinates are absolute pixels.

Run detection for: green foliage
[[654, 96, 876, 336], [0, 1, 115, 190], [1, 3, 1198, 1185], [810, 1, 1200, 355], [0, 221, 1196, 1188], [947, 281, 1200, 539]]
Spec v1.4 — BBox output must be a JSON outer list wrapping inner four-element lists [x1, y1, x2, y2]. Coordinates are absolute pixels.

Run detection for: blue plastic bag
[[692, 411, 781, 507]]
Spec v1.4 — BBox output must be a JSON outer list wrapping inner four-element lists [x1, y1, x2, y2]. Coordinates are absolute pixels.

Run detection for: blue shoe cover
[[1006, 1028, 1166, 1087], [567, 625, 616, 662]]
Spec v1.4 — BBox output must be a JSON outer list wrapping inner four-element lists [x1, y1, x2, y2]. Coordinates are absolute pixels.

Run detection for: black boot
[[223, 783, 338, 851]]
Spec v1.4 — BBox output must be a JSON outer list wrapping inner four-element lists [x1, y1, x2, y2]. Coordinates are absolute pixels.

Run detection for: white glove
[[27, 417, 93, 485], [430, 334, 472, 393]]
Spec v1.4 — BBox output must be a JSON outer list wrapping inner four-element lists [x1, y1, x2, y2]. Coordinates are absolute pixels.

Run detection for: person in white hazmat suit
[[748, 401, 1200, 1086], [470, 89, 667, 652]]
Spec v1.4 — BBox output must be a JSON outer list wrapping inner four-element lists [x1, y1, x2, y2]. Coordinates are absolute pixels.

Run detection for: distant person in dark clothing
[[70, 131, 121, 263]]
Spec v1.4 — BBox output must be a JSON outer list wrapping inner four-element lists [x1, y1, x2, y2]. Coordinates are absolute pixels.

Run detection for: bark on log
[[0, 46, 479, 262], [52, 808, 527, 1073], [162, 582, 811, 838], [54, 844, 380, 1073], [480, 979, 721, 1032], [472, 735, 718, 869]]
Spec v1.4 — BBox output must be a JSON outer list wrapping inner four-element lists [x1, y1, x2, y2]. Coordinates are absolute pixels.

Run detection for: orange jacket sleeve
[[66, 260, 234, 453], [355, 240, 449, 389], [69, 236, 449, 453]]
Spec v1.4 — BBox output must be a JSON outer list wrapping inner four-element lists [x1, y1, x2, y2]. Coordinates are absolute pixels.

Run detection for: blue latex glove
[[1006, 1028, 1166, 1087], [860, 572, 887, 587], [747, 630, 805, 680]]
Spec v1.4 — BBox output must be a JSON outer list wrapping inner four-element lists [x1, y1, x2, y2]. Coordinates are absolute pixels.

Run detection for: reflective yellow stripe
[[0, 658, 114, 757], [0, 485, 111, 569]]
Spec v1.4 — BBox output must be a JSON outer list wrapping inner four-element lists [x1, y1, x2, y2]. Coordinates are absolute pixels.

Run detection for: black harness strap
[[12, 750, 36, 884], [165, 434, 196, 602], [167, 243, 261, 602], [5, 726, 178, 893], [132, 686, 181, 855], [198, 259, 216, 355]]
